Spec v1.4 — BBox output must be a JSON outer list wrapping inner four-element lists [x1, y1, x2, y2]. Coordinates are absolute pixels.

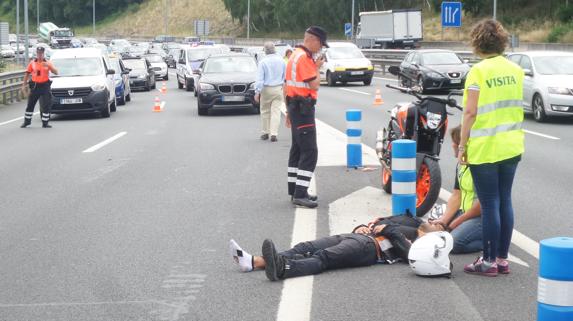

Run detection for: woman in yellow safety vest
[[458, 19, 524, 277]]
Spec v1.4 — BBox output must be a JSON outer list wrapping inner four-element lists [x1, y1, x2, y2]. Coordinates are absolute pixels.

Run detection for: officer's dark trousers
[[287, 99, 318, 198], [279, 234, 378, 279], [25, 82, 52, 125]]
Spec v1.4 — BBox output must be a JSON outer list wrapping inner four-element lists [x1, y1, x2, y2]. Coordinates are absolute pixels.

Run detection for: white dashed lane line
[[0, 112, 40, 126], [523, 129, 560, 140], [82, 132, 127, 153]]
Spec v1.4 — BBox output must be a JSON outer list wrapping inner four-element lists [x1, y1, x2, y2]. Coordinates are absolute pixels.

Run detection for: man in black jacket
[[229, 215, 445, 281]]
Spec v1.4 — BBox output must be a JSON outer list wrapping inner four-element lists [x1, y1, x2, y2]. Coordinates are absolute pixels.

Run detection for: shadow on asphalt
[[206, 109, 258, 117]]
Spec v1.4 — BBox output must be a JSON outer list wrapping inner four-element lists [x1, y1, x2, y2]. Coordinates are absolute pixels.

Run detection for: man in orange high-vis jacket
[[285, 26, 328, 209], [21, 46, 58, 128]]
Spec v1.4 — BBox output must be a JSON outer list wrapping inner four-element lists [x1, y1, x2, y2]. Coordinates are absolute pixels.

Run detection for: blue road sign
[[441, 2, 462, 28], [344, 22, 352, 37]]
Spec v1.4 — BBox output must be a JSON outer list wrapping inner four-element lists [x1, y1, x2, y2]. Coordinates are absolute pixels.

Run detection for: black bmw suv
[[195, 53, 259, 116]]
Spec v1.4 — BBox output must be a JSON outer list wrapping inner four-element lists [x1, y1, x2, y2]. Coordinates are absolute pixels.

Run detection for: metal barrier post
[[538, 237, 573, 321], [346, 109, 362, 168], [391, 139, 416, 216]]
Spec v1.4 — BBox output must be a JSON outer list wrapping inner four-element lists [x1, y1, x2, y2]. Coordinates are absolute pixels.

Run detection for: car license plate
[[222, 96, 244, 102], [61, 98, 82, 104], [350, 71, 364, 75], [451, 79, 461, 84]]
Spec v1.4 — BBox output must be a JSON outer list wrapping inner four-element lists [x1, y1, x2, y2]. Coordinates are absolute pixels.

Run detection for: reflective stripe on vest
[[463, 56, 525, 165], [288, 52, 310, 89]]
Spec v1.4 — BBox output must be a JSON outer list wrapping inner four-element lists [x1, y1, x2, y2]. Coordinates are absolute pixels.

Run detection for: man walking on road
[[285, 26, 328, 208], [20, 46, 58, 128], [255, 42, 286, 142]]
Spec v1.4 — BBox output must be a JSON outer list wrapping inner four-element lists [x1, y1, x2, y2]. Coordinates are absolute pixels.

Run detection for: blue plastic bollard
[[346, 109, 362, 168], [538, 237, 573, 321], [391, 139, 416, 216]]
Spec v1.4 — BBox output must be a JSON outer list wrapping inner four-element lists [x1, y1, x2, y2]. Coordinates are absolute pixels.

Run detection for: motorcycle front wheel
[[416, 157, 441, 217]]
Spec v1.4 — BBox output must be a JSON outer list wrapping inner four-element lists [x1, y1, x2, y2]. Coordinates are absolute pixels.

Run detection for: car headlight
[[427, 72, 444, 79], [548, 87, 572, 95], [138, 75, 146, 79], [91, 83, 106, 91], [248, 83, 255, 90], [199, 83, 215, 90], [367, 64, 374, 71]]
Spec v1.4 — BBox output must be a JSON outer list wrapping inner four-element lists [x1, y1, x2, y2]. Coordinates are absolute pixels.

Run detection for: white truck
[[356, 9, 422, 49], [38, 22, 74, 49]]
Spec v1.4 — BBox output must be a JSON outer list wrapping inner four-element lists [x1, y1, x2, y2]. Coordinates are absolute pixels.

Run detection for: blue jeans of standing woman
[[469, 157, 519, 262]]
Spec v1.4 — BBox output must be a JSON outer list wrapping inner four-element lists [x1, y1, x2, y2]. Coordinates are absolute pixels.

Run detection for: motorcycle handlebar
[[385, 84, 463, 111]]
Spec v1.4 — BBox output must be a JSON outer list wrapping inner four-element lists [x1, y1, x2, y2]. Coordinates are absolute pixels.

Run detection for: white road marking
[[439, 188, 540, 261], [507, 253, 530, 267], [276, 178, 316, 321], [374, 76, 398, 82], [523, 129, 560, 140], [82, 132, 127, 153], [0, 112, 39, 126], [338, 88, 371, 96]]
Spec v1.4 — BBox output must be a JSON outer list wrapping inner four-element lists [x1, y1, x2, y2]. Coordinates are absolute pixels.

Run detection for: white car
[[1, 45, 15, 58], [320, 42, 374, 86], [50, 48, 117, 118], [507, 51, 573, 122], [176, 45, 223, 92], [145, 53, 168, 80]]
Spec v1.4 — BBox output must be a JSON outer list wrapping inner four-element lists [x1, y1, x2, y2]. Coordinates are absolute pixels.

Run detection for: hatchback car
[[398, 49, 470, 92], [507, 51, 573, 122], [123, 57, 156, 91], [195, 53, 259, 116], [109, 56, 132, 105], [320, 42, 374, 86], [145, 54, 168, 80]]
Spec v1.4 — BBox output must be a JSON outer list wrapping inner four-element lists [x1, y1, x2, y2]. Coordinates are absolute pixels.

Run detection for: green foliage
[[0, 0, 145, 28], [557, 4, 573, 23], [0, 56, 6, 73], [548, 24, 571, 42]]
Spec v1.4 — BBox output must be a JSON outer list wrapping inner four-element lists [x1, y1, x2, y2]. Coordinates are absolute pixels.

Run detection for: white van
[[50, 48, 117, 118], [320, 42, 374, 86]]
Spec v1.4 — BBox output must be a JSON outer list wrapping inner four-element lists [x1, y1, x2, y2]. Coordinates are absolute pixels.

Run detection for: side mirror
[[388, 66, 400, 76], [523, 68, 534, 77], [107, 69, 115, 75]]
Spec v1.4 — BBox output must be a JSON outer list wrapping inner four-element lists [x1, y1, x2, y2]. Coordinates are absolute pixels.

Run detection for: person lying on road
[[230, 214, 445, 281]]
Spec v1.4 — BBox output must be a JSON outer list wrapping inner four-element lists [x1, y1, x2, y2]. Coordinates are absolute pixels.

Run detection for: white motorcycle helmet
[[408, 231, 454, 277]]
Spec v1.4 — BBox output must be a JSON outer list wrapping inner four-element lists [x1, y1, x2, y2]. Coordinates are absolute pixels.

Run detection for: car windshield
[[422, 52, 462, 65], [328, 47, 364, 59], [533, 56, 573, 75], [146, 55, 163, 63], [203, 56, 257, 73], [54, 30, 73, 37], [123, 59, 146, 71], [51, 57, 103, 77], [187, 48, 220, 61]]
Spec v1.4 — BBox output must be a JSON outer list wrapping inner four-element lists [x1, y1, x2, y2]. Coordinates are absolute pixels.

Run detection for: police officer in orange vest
[[285, 26, 328, 208], [21, 46, 58, 128]]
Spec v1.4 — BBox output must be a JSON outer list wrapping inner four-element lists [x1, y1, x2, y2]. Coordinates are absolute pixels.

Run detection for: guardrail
[[0, 71, 26, 105], [361, 49, 480, 74]]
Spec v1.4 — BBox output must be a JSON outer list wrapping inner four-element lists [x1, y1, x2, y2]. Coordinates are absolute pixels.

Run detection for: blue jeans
[[450, 212, 483, 254], [469, 160, 519, 262]]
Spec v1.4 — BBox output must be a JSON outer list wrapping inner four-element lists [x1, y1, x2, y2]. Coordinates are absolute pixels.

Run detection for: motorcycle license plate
[[61, 98, 82, 104], [427, 112, 442, 129], [451, 79, 461, 84], [350, 71, 364, 75]]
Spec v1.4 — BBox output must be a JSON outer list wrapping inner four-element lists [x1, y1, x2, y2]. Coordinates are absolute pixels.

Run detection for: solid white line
[[0, 112, 40, 126], [276, 178, 317, 321], [523, 129, 560, 140], [338, 88, 371, 96], [82, 132, 127, 153], [439, 187, 540, 260], [374, 76, 398, 82]]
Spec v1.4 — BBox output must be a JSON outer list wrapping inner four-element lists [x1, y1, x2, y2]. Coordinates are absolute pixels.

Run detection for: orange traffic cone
[[161, 81, 167, 94], [153, 96, 162, 112], [373, 88, 384, 105]]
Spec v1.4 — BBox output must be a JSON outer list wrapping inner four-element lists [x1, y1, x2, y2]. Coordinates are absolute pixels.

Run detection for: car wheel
[[101, 102, 111, 118], [152, 80, 156, 90], [110, 98, 117, 112], [178, 78, 183, 89], [145, 83, 150, 91], [125, 93, 131, 102], [363, 78, 372, 86], [417, 76, 426, 94], [164, 74, 169, 81], [533, 94, 547, 122], [326, 71, 336, 86], [118, 92, 126, 105], [185, 77, 193, 92]]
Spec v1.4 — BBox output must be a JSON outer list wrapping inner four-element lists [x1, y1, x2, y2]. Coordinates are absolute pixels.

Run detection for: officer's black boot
[[292, 196, 318, 208], [20, 119, 31, 128], [42, 121, 52, 128]]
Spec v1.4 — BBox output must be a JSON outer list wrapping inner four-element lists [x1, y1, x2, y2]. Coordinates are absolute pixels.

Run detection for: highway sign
[[194, 20, 210, 36], [344, 22, 352, 37], [441, 2, 462, 28]]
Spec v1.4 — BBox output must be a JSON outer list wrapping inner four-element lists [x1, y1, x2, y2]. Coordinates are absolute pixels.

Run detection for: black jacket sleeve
[[379, 224, 416, 260]]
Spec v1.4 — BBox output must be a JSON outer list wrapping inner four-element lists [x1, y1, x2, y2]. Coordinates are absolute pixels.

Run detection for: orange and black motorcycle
[[376, 66, 462, 216]]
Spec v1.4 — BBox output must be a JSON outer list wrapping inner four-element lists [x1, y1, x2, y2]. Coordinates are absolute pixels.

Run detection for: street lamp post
[[93, 0, 95, 35], [16, 0, 21, 65], [493, 0, 497, 20], [351, 0, 355, 39], [36, 0, 38, 29], [24, 0, 29, 65], [246, 0, 251, 39], [164, 0, 168, 35]]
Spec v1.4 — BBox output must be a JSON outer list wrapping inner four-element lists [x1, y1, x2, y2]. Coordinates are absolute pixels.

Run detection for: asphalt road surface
[[0, 70, 571, 321]]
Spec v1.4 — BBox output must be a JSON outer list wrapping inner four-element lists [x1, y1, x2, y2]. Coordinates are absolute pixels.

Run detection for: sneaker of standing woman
[[458, 19, 524, 277]]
